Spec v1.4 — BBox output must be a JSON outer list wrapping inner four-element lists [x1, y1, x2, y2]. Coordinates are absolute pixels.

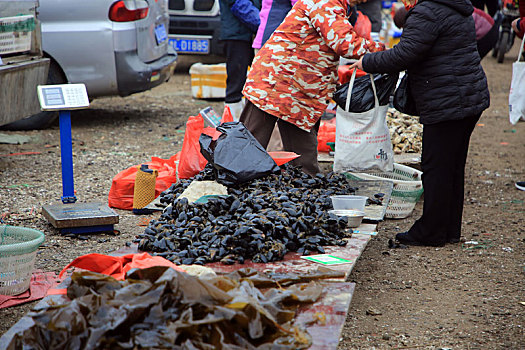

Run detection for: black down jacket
[[362, 0, 490, 124]]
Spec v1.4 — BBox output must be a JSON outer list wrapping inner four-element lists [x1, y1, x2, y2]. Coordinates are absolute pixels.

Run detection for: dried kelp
[[7, 267, 326, 350]]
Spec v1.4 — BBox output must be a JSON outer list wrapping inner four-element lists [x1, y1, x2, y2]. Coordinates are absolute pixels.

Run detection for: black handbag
[[393, 73, 419, 116], [334, 72, 399, 112]]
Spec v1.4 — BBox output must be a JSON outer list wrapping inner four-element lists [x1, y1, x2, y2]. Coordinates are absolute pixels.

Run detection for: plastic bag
[[393, 73, 419, 116], [334, 70, 394, 173], [178, 108, 234, 179], [338, 65, 367, 85], [354, 11, 372, 40], [509, 37, 525, 125], [108, 154, 180, 210], [59, 252, 185, 281], [199, 122, 281, 186], [317, 120, 336, 152], [333, 71, 399, 112]]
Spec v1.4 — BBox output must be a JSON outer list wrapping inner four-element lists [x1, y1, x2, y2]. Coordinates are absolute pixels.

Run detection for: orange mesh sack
[[108, 154, 179, 210], [132, 165, 159, 213]]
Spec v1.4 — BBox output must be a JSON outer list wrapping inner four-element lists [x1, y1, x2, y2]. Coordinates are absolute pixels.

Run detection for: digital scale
[[38, 84, 119, 234], [200, 106, 221, 128]]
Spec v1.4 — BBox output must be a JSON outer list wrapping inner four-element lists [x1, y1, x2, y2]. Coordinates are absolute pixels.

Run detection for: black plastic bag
[[199, 122, 281, 186], [333, 72, 399, 112], [393, 74, 419, 116]]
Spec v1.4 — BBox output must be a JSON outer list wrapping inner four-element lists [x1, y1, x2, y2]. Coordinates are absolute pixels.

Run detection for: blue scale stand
[[39, 84, 118, 234]]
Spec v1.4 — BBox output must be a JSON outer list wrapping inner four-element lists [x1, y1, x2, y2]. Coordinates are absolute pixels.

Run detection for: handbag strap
[[369, 73, 379, 108], [518, 36, 525, 63], [345, 68, 357, 111], [344, 69, 379, 111]]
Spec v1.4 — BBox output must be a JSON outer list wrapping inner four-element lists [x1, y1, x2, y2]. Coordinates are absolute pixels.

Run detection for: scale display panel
[[37, 84, 90, 111]]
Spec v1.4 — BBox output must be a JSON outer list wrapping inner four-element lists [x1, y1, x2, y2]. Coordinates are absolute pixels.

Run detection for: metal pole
[[59, 110, 77, 203]]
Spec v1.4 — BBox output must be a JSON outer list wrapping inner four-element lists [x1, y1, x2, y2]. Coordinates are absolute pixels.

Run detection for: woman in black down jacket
[[351, 0, 490, 246]]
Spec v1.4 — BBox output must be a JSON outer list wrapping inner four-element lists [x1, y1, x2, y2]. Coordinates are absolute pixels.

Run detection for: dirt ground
[[0, 46, 523, 349]]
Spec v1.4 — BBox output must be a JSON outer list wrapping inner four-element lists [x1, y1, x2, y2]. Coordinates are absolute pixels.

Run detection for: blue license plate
[[169, 38, 209, 54], [155, 24, 167, 44]]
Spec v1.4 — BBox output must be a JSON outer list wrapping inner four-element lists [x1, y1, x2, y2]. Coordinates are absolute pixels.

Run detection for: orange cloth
[[59, 252, 185, 281]]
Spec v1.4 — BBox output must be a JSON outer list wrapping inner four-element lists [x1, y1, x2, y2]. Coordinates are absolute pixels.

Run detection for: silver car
[[7, 0, 177, 129]]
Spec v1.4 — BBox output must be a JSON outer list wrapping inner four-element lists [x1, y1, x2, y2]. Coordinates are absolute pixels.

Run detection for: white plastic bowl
[[330, 195, 367, 211], [328, 209, 365, 228]]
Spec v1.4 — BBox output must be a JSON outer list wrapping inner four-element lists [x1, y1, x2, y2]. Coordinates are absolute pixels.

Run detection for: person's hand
[[349, 56, 364, 71], [512, 18, 521, 35]]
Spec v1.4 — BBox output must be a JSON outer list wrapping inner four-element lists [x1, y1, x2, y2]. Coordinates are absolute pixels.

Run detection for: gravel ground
[[0, 51, 523, 349]]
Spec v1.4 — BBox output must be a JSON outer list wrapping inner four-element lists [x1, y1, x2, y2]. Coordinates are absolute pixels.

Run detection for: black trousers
[[408, 113, 481, 246], [224, 40, 254, 104], [471, 0, 499, 17], [239, 100, 321, 176]]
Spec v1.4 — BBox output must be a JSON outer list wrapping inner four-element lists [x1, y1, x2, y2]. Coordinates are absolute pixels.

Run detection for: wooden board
[[346, 179, 393, 222]]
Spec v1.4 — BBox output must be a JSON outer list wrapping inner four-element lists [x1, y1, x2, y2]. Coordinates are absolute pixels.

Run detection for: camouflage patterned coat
[[243, 0, 384, 131]]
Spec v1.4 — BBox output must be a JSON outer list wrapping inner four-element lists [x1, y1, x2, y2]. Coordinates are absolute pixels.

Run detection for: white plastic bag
[[509, 36, 525, 125], [334, 69, 394, 173]]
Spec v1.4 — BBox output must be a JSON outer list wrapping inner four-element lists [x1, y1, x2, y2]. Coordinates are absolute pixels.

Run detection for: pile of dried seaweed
[[138, 165, 357, 265], [7, 267, 328, 350]]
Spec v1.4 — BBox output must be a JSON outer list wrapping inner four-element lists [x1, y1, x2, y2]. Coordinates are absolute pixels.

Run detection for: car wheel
[[1, 61, 66, 130]]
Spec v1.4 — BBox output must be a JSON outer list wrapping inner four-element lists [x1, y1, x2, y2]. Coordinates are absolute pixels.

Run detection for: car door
[[135, 0, 170, 63], [39, 0, 118, 97]]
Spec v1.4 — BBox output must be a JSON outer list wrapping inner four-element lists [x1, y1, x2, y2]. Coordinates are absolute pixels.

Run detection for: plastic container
[[133, 164, 159, 214], [189, 63, 227, 99], [329, 209, 365, 228], [268, 151, 300, 166], [345, 163, 423, 219], [331, 195, 368, 211], [0, 225, 44, 295]]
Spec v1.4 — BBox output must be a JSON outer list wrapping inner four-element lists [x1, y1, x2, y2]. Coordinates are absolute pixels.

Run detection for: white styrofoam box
[[189, 62, 226, 99]]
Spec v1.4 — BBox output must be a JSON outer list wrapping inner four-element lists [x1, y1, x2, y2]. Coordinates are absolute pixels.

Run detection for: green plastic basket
[[345, 163, 424, 219], [0, 226, 44, 295]]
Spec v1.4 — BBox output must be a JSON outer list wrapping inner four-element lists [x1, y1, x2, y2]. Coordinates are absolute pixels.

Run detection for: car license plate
[[169, 37, 209, 54], [155, 24, 167, 44]]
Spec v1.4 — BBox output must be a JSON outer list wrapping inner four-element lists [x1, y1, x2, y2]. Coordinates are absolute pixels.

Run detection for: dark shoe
[[448, 237, 460, 244], [516, 182, 525, 191], [395, 232, 424, 246]]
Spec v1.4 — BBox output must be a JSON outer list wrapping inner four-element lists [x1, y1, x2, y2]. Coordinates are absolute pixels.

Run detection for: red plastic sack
[[317, 120, 336, 152], [59, 252, 185, 281], [178, 108, 234, 179], [338, 66, 367, 85], [178, 115, 209, 179], [108, 154, 179, 210], [354, 11, 372, 40]]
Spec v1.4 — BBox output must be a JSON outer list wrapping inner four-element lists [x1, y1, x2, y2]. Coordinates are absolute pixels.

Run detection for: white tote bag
[[334, 69, 394, 173], [509, 36, 525, 125]]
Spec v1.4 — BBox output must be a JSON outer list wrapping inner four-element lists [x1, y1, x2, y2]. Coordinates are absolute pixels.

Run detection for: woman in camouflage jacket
[[240, 0, 384, 175]]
